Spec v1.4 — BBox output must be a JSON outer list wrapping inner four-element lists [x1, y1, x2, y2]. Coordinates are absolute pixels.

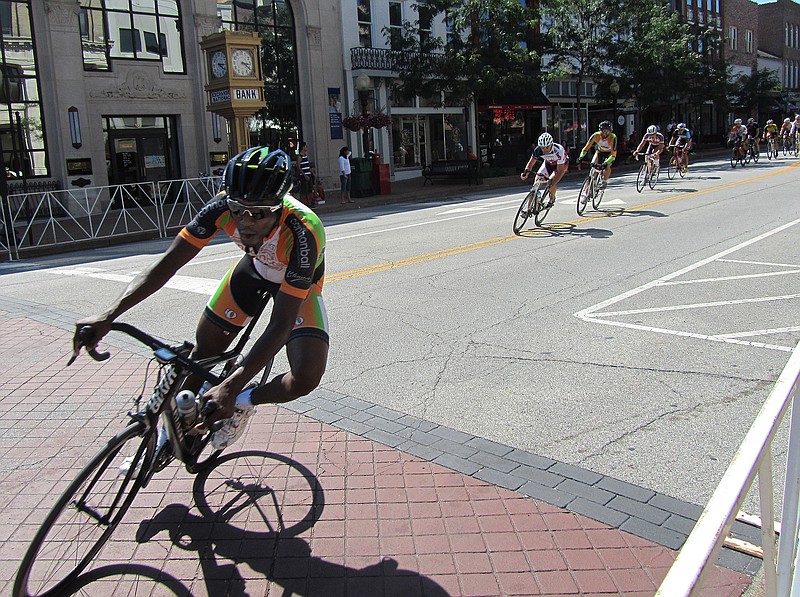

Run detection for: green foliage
[[387, 0, 542, 107], [732, 68, 782, 112]]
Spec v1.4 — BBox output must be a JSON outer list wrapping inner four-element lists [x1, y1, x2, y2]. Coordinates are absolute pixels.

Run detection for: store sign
[[210, 89, 231, 103], [66, 158, 92, 176], [210, 151, 228, 166]]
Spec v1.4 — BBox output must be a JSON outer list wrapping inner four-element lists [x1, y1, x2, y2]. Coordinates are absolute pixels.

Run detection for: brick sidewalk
[[0, 310, 754, 596]]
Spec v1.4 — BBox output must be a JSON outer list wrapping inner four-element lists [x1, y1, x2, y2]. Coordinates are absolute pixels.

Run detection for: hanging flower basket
[[367, 112, 392, 129], [342, 115, 368, 131], [342, 112, 392, 131]]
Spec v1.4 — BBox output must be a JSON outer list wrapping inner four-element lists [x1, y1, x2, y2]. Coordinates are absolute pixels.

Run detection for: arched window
[[219, 0, 301, 152]]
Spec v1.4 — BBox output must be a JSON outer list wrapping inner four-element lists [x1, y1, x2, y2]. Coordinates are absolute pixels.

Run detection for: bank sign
[[233, 88, 262, 101]]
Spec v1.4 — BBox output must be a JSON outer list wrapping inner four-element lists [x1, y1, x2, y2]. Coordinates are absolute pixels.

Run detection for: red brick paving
[[0, 315, 752, 596]]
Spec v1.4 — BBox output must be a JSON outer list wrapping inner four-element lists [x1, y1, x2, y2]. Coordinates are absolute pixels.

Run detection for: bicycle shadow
[[516, 222, 614, 239], [63, 563, 191, 596], [123, 449, 451, 596], [134, 504, 449, 596]]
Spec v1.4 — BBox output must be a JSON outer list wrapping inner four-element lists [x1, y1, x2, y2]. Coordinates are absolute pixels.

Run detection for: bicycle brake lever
[[68, 326, 111, 365]]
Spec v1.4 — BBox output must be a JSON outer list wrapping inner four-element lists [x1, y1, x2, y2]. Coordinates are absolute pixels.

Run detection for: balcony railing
[[350, 46, 444, 72]]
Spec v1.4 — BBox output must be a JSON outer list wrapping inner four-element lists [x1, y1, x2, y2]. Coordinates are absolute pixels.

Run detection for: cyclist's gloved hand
[[196, 382, 237, 431], [70, 316, 113, 365], [578, 152, 587, 161]]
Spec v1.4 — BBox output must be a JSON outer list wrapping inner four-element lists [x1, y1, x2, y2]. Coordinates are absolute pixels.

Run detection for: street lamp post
[[610, 79, 620, 135], [355, 73, 372, 157]]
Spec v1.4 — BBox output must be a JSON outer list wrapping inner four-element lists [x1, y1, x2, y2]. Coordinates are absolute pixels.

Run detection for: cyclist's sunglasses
[[227, 198, 281, 219]]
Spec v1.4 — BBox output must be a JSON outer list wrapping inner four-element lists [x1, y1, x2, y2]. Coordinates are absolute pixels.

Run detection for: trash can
[[349, 157, 374, 198], [373, 163, 391, 194]]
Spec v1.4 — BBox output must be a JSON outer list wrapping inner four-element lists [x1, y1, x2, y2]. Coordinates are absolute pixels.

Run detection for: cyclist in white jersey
[[520, 132, 569, 208]]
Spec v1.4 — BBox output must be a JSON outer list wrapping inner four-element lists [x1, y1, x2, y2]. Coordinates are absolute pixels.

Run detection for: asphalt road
[[2, 153, 799, 513]]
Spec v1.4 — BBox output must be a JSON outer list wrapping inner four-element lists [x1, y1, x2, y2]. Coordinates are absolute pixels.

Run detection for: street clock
[[200, 31, 266, 155]]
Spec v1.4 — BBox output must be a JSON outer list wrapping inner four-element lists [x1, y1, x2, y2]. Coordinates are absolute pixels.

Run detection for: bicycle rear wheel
[[14, 421, 152, 597], [576, 177, 591, 215], [667, 156, 677, 179], [513, 190, 535, 235], [635, 163, 647, 192], [767, 142, 774, 160]]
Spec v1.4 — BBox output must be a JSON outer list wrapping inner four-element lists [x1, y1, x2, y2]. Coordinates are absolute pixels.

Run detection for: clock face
[[231, 48, 255, 77], [210, 50, 227, 79]]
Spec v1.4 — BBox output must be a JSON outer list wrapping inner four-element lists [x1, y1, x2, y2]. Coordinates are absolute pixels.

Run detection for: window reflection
[[219, 0, 300, 152], [78, 0, 185, 73], [0, 0, 47, 177]]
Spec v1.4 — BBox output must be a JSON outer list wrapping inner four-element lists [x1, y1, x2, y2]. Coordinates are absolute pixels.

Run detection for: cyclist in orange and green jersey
[[579, 120, 617, 188]]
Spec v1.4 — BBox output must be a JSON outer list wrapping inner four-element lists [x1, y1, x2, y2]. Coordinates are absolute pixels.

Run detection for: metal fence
[[656, 341, 800, 596], [0, 175, 221, 261]]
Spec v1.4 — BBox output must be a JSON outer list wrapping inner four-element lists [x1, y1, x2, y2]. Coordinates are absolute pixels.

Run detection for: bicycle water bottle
[[175, 390, 199, 428]]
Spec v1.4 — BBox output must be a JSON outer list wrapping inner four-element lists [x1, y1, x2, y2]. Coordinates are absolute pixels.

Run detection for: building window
[[389, 1, 403, 50], [0, 0, 48, 177], [745, 29, 753, 53], [221, 0, 301, 152], [78, 0, 184, 73], [729, 26, 737, 51], [357, 0, 371, 48], [418, 2, 434, 48]]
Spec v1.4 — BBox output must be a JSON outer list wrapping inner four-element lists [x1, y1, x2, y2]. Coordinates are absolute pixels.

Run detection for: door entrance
[[104, 116, 179, 187], [108, 132, 170, 186]]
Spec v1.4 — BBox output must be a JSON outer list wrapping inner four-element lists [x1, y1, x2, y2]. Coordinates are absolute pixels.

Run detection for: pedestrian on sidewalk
[[338, 146, 353, 204], [297, 142, 315, 208]]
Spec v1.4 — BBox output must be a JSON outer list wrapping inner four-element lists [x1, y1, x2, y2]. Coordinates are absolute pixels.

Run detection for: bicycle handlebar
[[72, 323, 223, 386]]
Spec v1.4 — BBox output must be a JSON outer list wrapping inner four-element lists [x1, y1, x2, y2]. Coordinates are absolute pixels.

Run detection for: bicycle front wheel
[[14, 421, 152, 597], [513, 190, 534, 235], [533, 189, 552, 227], [576, 177, 592, 215], [648, 162, 659, 189], [751, 147, 759, 163], [635, 163, 647, 193], [591, 177, 605, 210]]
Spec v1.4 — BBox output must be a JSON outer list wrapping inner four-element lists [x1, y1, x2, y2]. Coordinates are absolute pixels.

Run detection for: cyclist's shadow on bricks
[[130, 449, 450, 597]]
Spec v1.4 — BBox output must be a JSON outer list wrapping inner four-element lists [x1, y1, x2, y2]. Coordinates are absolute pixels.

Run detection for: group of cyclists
[[729, 114, 800, 159], [521, 120, 693, 206], [521, 112, 800, 207]]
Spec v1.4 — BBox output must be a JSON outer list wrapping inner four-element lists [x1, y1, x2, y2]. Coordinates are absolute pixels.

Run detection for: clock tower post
[[200, 31, 266, 157]]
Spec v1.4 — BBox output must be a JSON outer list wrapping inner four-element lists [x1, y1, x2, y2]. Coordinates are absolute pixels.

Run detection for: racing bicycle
[[513, 173, 553, 233], [576, 162, 606, 215], [13, 297, 276, 597], [634, 151, 659, 192], [746, 139, 760, 164], [766, 135, 778, 160], [667, 145, 688, 179], [730, 140, 747, 168]]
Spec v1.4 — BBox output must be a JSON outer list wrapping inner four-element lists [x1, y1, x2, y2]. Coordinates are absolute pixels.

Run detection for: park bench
[[421, 160, 480, 186]]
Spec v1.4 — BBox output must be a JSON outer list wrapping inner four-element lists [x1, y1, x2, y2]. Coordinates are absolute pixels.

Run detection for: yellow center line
[[326, 161, 800, 284]]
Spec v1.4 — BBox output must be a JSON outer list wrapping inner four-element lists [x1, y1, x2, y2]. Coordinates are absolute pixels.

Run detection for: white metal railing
[[0, 175, 221, 261], [656, 341, 800, 596]]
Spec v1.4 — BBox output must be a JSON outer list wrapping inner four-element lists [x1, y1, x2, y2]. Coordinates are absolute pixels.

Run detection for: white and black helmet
[[537, 132, 554, 148], [646, 125, 657, 135]]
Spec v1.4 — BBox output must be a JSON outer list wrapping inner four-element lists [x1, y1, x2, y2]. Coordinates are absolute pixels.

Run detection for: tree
[[387, 0, 542, 107], [540, 0, 616, 145], [602, 0, 728, 136], [732, 68, 781, 117]]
